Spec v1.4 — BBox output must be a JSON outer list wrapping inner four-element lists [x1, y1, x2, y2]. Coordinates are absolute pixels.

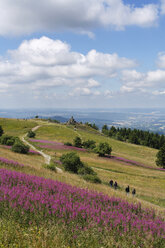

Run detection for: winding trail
[[21, 125, 62, 173]]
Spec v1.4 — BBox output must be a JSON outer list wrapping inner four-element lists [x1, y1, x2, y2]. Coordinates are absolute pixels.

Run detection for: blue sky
[[0, 0, 165, 109]]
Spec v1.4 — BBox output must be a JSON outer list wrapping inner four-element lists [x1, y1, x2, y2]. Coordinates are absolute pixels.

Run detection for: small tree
[[156, 144, 165, 168], [60, 152, 84, 173], [27, 130, 36, 138], [96, 142, 112, 157], [12, 141, 29, 154], [0, 126, 3, 137], [83, 139, 96, 149], [73, 136, 82, 148], [102, 124, 109, 135]]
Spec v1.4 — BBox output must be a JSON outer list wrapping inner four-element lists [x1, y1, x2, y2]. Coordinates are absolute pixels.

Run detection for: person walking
[[132, 188, 136, 196], [125, 186, 130, 195], [114, 181, 118, 189], [109, 180, 113, 187]]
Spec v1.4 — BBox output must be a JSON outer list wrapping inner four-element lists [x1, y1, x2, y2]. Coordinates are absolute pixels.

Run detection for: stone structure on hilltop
[[67, 116, 77, 125]]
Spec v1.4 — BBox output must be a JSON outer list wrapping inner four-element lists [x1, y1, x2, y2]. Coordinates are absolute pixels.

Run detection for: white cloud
[[156, 52, 165, 68], [152, 90, 165, 95], [120, 69, 165, 93], [161, 0, 165, 14], [69, 87, 100, 96], [0, 36, 135, 95], [0, 0, 159, 36]]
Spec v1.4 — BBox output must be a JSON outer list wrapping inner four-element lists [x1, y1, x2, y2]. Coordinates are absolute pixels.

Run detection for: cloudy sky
[[0, 0, 165, 108]]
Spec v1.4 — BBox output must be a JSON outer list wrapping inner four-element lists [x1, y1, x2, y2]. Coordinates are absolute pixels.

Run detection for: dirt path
[[21, 125, 62, 173]]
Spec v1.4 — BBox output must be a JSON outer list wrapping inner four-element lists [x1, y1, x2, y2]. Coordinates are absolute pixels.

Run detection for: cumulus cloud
[[156, 52, 165, 68], [161, 0, 165, 14], [0, 0, 159, 36], [0, 36, 136, 95], [120, 69, 165, 94]]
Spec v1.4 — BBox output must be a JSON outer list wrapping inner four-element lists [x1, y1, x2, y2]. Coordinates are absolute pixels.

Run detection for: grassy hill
[[0, 118, 164, 247]]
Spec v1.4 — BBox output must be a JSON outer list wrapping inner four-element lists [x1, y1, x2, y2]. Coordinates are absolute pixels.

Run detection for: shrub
[[64, 142, 72, 146], [0, 135, 18, 145], [43, 163, 56, 172], [156, 144, 165, 168], [83, 174, 102, 184], [78, 165, 96, 176], [12, 141, 29, 154], [0, 126, 4, 136], [83, 140, 96, 149], [73, 136, 82, 148], [60, 152, 84, 173], [6, 138, 16, 146], [95, 142, 112, 157], [27, 130, 36, 138]]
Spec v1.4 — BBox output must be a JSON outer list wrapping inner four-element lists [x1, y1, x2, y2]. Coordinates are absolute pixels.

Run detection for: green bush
[[83, 140, 96, 149], [73, 136, 82, 148], [78, 165, 96, 176], [95, 142, 112, 157], [0, 135, 18, 146], [12, 141, 29, 154], [27, 130, 36, 138], [83, 174, 102, 184], [64, 142, 72, 146], [156, 144, 165, 168], [60, 152, 84, 173], [0, 126, 4, 136]]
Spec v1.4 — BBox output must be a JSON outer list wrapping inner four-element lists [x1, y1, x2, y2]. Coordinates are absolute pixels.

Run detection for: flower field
[[0, 168, 164, 247], [29, 138, 86, 152], [0, 157, 25, 167]]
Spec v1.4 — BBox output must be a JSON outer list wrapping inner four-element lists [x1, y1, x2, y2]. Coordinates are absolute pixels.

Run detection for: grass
[[26, 122, 165, 209], [0, 119, 165, 247], [0, 118, 37, 137]]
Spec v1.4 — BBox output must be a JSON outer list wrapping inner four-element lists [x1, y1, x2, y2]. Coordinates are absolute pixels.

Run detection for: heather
[[0, 168, 164, 247]]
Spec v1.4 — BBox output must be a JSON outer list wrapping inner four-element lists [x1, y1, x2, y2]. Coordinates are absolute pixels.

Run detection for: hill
[[0, 118, 164, 247]]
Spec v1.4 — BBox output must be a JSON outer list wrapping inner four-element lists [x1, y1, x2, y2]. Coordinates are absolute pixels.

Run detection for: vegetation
[[77, 164, 96, 176], [27, 130, 36, 138], [83, 139, 96, 149], [156, 144, 165, 168], [43, 162, 57, 172], [0, 117, 165, 247], [85, 122, 99, 130], [60, 152, 84, 173], [95, 142, 112, 157], [0, 125, 3, 136], [60, 152, 102, 184], [64, 141, 72, 146], [102, 125, 165, 149], [12, 140, 29, 154], [83, 174, 102, 184], [73, 136, 82, 148], [0, 168, 164, 248], [0, 134, 17, 146]]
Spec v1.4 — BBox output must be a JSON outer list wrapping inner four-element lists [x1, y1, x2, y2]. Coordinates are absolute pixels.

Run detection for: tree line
[[102, 125, 165, 149]]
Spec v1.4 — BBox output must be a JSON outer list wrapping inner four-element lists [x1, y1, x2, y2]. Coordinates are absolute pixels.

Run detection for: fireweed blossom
[[29, 139, 86, 151], [0, 168, 164, 244], [0, 157, 25, 167]]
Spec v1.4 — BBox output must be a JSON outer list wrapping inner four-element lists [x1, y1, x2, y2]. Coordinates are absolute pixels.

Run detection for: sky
[[0, 0, 165, 109]]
